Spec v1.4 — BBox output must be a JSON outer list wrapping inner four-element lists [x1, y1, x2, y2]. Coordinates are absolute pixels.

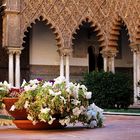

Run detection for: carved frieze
[[4, 0, 139, 51]]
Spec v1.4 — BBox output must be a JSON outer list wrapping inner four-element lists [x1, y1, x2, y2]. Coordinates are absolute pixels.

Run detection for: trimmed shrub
[[81, 71, 134, 109]]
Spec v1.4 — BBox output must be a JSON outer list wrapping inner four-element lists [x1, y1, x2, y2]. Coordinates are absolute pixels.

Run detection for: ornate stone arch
[[131, 22, 140, 52], [21, 15, 64, 49], [20, 0, 65, 48], [21, 16, 64, 49], [70, 17, 106, 49], [108, 15, 131, 49]]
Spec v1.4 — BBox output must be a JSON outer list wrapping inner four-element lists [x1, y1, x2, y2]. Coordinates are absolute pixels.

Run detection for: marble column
[[65, 55, 70, 84], [103, 57, 108, 72], [58, 47, 72, 84], [7, 47, 23, 87], [133, 51, 137, 102], [15, 51, 21, 87], [8, 51, 14, 86], [136, 52, 140, 102], [60, 55, 64, 77], [137, 52, 140, 83], [131, 43, 140, 103], [102, 49, 117, 73], [110, 57, 115, 73]]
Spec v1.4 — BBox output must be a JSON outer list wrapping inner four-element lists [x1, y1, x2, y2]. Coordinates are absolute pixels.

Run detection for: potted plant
[[0, 81, 27, 120], [0, 77, 104, 129]]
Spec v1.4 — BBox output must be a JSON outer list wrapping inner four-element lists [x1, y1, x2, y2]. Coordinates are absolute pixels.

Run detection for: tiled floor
[[0, 115, 140, 140]]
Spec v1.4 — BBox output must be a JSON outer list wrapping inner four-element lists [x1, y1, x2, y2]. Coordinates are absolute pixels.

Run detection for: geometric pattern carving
[[19, 0, 140, 50]]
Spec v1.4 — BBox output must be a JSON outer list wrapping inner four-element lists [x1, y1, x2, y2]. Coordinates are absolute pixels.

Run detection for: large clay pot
[[13, 119, 65, 130], [3, 98, 65, 130], [3, 98, 27, 120]]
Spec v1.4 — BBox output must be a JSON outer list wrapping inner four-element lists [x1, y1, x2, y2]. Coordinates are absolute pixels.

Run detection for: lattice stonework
[[20, 0, 140, 49]]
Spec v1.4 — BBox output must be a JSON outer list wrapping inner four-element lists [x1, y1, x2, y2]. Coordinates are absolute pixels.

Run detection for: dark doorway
[[88, 46, 95, 72], [97, 48, 103, 71]]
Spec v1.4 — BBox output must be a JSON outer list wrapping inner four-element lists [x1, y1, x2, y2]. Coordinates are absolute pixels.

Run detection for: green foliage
[[81, 71, 134, 109], [0, 114, 14, 120]]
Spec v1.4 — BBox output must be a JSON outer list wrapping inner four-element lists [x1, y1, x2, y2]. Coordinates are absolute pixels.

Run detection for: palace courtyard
[[0, 115, 140, 140]]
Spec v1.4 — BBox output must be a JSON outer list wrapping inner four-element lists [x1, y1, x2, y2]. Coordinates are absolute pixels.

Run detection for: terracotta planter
[[3, 98, 27, 120], [13, 119, 65, 130], [3, 98, 65, 130]]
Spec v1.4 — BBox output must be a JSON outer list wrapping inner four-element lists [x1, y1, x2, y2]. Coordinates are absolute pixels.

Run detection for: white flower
[[71, 87, 79, 99], [27, 114, 33, 121], [54, 76, 66, 85], [67, 82, 74, 89], [31, 84, 38, 90], [80, 106, 86, 113], [85, 92, 92, 99], [40, 118, 46, 122], [55, 91, 61, 96], [59, 119, 65, 126], [80, 84, 87, 91], [89, 103, 104, 112], [49, 89, 61, 96], [21, 79, 27, 87], [59, 117, 70, 126], [24, 101, 29, 109], [40, 107, 50, 114], [42, 82, 52, 88], [24, 84, 37, 91], [29, 79, 40, 85], [0, 87, 7, 91], [88, 120, 97, 128], [10, 105, 15, 111], [66, 87, 71, 94], [64, 117, 70, 125], [60, 96, 66, 104], [32, 121, 38, 125], [24, 85, 31, 91], [3, 81, 11, 89], [49, 89, 55, 96], [86, 110, 97, 120], [48, 116, 56, 125], [72, 107, 81, 116], [71, 99, 81, 105]]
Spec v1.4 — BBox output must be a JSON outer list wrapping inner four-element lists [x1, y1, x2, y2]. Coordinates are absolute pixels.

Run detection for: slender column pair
[[8, 48, 22, 87], [60, 55, 70, 84], [102, 49, 117, 73], [59, 48, 72, 84]]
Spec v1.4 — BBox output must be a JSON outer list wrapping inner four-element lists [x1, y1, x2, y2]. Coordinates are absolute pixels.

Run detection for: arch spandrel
[[107, 0, 140, 44], [20, 0, 65, 48], [68, 17, 106, 49], [107, 14, 133, 50], [19, 0, 140, 49], [20, 0, 108, 48], [21, 15, 64, 49]]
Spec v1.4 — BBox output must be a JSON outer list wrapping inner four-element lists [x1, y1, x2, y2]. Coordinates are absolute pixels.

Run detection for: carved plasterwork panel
[[19, 0, 140, 50]]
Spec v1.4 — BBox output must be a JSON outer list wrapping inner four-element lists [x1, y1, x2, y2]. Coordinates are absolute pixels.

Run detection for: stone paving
[[0, 115, 140, 140]]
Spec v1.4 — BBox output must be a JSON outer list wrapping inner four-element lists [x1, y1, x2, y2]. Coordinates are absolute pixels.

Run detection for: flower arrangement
[[0, 81, 21, 98], [0, 76, 104, 128], [0, 81, 11, 100], [0, 81, 21, 109]]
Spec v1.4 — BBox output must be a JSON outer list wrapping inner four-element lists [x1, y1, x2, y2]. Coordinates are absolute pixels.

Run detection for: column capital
[[58, 47, 73, 56], [130, 43, 140, 53], [101, 48, 118, 58], [7, 47, 23, 54]]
